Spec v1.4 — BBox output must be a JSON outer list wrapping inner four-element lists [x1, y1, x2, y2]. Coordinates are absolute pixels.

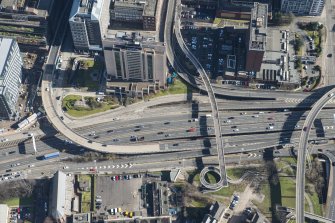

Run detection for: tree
[[294, 38, 304, 52]]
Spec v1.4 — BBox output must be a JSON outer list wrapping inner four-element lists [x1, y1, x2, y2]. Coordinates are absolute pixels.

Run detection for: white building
[[281, 0, 324, 16], [0, 204, 9, 223], [0, 38, 22, 119], [69, 0, 110, 51]]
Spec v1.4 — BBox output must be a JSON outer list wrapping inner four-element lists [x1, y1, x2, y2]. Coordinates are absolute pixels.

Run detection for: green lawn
[[212, 183, 245, 197], [279, 177, 296, 208], [307, 186, 323, 216], [81, 191, 91, 213], [1, 196, 33, 207], [190, 199, 208, 207], [78, 174, 91, 183], [62, 95, 119, 117], [226, 168, 247, 180], [253, 183, 272, 220], [204, 172, 219, 184], [151, 79, 191, 98]]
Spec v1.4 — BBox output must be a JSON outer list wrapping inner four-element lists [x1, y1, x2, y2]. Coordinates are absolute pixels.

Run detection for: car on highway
[[113, 138, 119, 142], [224, 120, 231, 123], [60, 116, 64, 120], [233, 128, 239, 132], [157, 131, 164, 135], [107, 130, 114, 133], [327, 53, 333, 57], [93, 136, 100, 139], [1, 138, 8, 142], [231, 126, 237, 129], [164, 122, 170, 125], [252, 115, 259, 118], [328, 93, 334, 97], [165, 134, 171, 137], [173, 143, 179, 146]]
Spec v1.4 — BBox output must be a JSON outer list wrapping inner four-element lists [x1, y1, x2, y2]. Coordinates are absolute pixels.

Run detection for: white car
[[63, 166, 69, 169], [233, 129, 239, 132]]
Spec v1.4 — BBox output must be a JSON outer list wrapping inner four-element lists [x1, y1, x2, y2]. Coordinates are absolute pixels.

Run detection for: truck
[[42, 152, 60, 160], [187, 127, 196, 132]]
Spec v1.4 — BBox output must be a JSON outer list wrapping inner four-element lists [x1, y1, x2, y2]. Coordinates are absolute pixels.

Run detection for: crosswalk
[[76, 163, 133, 171], [281, 98, 335, 104]]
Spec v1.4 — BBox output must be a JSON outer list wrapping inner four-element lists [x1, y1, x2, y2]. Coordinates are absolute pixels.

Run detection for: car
[[240, 112, 247, 115], [60, 116, 64, 120], [268, 117, 273, 120], [224, 120, 231, 123], [328, 53, 332, 57], [231, 126, 237, 129], [252, 115, 259, 118], [192, 118, 199, 122], [28, 164, 34, 168], [45, 88, 49, 91], [130, 135, 136, 138], [165, 134, 171, 137], [164, 122, 170, 125], [56, 96, 61, 100], [88, 140, 93, 143], [63, 166, 69, 169], [295, 125, 300, 128], [93, 136, 100, 139], [107, 130, 114, 133], [329, 93, 334, 97], [173, 143, 179, 146], [157, 131, 164, 135], [111, 176, 116, 181], [233, 129, 239, 132], [102, 144, 107, 147]]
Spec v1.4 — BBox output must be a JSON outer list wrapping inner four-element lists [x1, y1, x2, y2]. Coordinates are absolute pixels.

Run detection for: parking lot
[[95, 175, 143, 216]]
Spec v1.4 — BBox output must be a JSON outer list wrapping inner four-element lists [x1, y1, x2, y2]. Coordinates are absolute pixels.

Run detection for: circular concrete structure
[[200, 166, 223, 191]]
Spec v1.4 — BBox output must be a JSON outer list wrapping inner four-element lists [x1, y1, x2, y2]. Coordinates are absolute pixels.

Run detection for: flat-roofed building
[[103, 31, 166, 85], [245, 2, 267, 72], [110, 0, 158, 31], [69, 0, 110, 51], [281, 0, 324, 16], [0, 204, 9, 223], [0, 38, 22, 119]]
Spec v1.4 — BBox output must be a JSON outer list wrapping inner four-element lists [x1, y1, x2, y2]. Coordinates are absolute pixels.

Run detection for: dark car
[[164, 122, 170, 125], [157, 132, 164, 135], [328, 53, 333, 57]]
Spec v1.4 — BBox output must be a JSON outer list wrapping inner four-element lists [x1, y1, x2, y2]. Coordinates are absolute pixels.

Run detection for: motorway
[[296, 87, 335, 223]]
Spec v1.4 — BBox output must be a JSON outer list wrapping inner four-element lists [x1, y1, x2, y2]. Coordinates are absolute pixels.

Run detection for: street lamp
[[239, 148, 244, 165]]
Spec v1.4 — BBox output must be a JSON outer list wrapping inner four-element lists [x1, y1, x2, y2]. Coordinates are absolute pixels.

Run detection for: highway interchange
[[1, 0, 335, 221]]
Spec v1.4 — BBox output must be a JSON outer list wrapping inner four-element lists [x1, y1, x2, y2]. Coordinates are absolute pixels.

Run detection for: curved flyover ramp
[[41, 79, 160, 154], [296, 86, 335, 223]]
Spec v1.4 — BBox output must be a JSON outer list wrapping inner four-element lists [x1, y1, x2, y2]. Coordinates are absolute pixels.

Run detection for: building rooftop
[[143, 0, 157, 17], [249, 2, 267, 51], [0, 204, 8, 223], [113, 0, 157, 17], [49, 171, 67, 221], [69, 0, 105, 21]]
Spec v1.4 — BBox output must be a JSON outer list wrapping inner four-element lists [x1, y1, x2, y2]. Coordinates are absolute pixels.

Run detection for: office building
[[0, 38, 22, 119], [69, 0, 110, 51], [256, 29, 299, 83], [281, 0, 324, 16], [103, 32, 166, 85], [246, 2, 268, 72], [110, 0, 158, 31]]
